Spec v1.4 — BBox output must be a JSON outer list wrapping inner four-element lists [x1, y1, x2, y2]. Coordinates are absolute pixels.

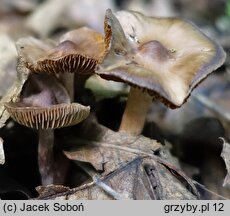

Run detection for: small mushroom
[[96, 9, 226, 136], [4, 74, 90, 185], [17, 27, 104, 101]]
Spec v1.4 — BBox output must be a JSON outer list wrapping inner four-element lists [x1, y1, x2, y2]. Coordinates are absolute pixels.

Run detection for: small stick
[[74, 161, 128, 200]]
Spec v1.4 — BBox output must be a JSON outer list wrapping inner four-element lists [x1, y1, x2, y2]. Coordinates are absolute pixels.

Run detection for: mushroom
[[4, 74, 90, 185], [96, 9, 226, 136], [17, 27, 105, 101]]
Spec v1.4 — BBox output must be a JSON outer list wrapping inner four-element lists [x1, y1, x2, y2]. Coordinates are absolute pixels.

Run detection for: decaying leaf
[[36, 157, 197, 200], [63, 120, 162, 174], [0, 40, 31, 163], [220, 138, 230, 188], [60, 120, 199, 200], [0, 57, 30, 129], [0, 33, 17, 98], [0, 36, 42, 129]]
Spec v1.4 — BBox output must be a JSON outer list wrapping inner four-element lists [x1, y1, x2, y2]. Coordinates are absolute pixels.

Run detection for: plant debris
[[220, 138, 230, 189]]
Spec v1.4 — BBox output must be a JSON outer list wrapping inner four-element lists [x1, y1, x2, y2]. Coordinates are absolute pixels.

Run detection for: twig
[[37, 158, 141, 200], [93, 175, 126, 200], [74, 161, 128, 200]]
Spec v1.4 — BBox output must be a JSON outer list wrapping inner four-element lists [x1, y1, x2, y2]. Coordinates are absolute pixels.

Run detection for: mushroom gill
[[5, 102, 90, 130]]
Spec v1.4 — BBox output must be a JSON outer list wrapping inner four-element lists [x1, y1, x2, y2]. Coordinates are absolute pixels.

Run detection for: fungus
[[96, 9, 226, 136], [4, 74, 90, 185], [17, 27, 104, 101]]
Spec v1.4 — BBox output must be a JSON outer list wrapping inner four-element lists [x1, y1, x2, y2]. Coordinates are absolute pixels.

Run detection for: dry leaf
[[60, 120, 199, 200], [36, 157, 197, 200], [0, 57, 30, 129], [0, 40, 30, 162], [0, 34, 17, 98], [220, 138, 230, 188], [63, 120, 162, 174]]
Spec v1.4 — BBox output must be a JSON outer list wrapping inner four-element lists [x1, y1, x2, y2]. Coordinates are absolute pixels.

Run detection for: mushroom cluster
[[3, 9, 226, 186], [4, 27, 104, 185]]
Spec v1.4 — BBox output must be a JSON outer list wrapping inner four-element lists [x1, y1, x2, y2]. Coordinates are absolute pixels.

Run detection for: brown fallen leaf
[[0, 33, 17, 98], [60, 120, 199, 200], [0, 35, 37, 129], [0, 40, 31, 165], [63, 120, 162, 175], [36, 157, 197, 200], [0, 56, 30, 129], [220, 138, 230, 189]]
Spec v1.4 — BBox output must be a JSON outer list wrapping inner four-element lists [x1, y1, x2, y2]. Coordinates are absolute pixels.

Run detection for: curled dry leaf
[[0, 33, 17, 98], [0, 37, 42, 128], [220, 138, 230, 188], [0, 57, 30, 129], [16, 37, 55, 68]]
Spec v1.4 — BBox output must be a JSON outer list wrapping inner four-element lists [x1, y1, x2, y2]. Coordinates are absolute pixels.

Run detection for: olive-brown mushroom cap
[[17, 27, 105, 75], [97, 9, 226, 108], [5, 102, 90, 130]]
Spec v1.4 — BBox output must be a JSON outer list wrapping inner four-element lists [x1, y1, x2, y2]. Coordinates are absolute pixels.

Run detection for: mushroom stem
[[119, 87, 152, 136], [59, 73, 74, 102], [38, 129, 55, 185]]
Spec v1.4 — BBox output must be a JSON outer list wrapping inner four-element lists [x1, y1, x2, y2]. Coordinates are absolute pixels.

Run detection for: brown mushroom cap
[[97, 9, 226, 108], [17, 27, 105, 75], [5, 102, 90, 129]]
